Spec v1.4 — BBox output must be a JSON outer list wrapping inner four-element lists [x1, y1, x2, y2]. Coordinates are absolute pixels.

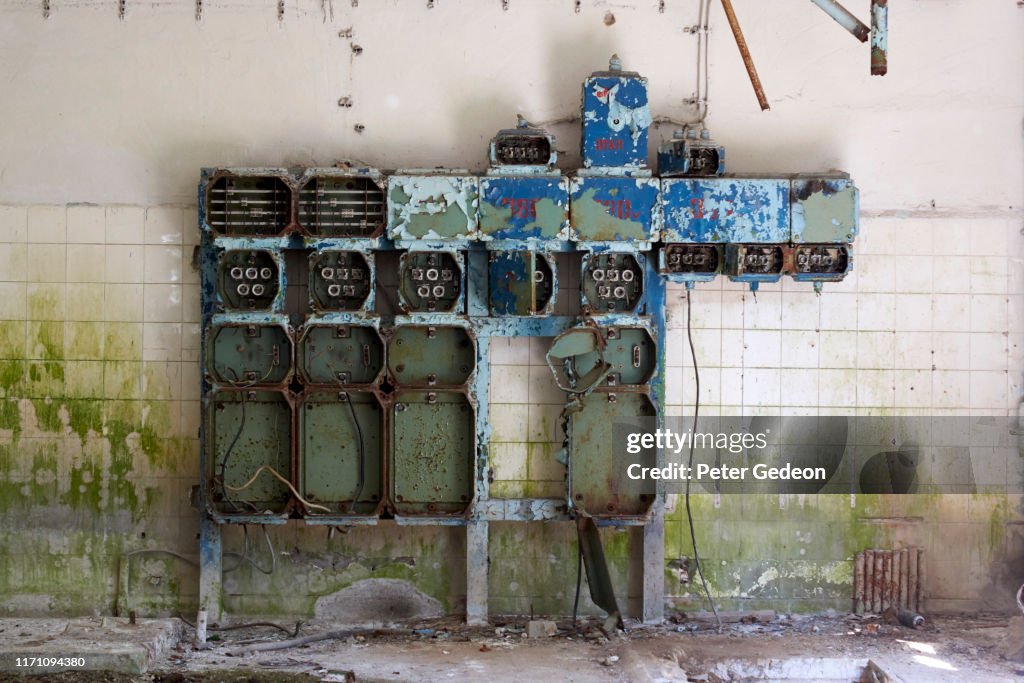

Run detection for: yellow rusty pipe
[[719, 0, 770, 111]]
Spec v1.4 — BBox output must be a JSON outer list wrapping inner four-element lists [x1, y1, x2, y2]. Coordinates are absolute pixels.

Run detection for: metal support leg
[[466, 519, 489, 625], [642, 497, 665, 623], [198, 513, 223, 626]]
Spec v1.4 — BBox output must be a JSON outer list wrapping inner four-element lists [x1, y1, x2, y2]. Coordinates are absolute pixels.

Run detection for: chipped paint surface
[[478, 177, 569, 242], [662, 178, 789, 243], [582, 74, 651, 169], [387, 175, 479, 242], [791, 177, 859, 243], [570, 177, 661, 243]]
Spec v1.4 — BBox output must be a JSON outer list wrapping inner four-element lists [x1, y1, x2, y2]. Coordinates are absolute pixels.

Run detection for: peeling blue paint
[[662, 178, 789, 243]]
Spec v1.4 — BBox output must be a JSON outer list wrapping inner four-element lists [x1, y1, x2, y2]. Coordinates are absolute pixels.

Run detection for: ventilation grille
[[298, 177, 385, 237], [853, 547, 925, 614], [207, 176, 292, 236]]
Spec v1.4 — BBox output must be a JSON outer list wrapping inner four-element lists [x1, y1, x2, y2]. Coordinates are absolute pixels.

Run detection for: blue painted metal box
[[569, 176, 661, 245], [478, 176, 569, 242], [581, 56, 651, 170], [661, 177, 789, 243]]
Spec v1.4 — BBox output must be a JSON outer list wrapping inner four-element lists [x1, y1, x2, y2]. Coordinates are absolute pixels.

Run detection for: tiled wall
[[0, 202, 1021, 616]]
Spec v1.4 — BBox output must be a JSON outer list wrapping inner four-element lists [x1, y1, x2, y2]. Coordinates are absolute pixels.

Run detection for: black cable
[[345, 394, 366, 513], [572, 538, 583, 628], [685, 286, 721, 631]]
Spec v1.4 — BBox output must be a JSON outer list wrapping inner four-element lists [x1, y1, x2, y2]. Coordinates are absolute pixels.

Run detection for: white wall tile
[[0, 206, 27, 243], [856, 255, 896, 293], [743, 291, 783, 330], [781, 369, 818, 407], [66, 244, 105, 283], [528, 364, 562, 404], [933, 294, 970, 331], [819, 330, 857, 369], [143, 284, 182, 323], [856, 293, 895, 331], [895, 369, 931, 409], [104, 283, 144, 322], [0, 243, 27, 282], [27, 206, 66, 244], [105, 206, 144, 244], [104, 245, 144, 283], [66, 205, 106, 244], [743, 329, 781, 368], [144, 206, 184, 245], [143, 245, 183, 284], [893, 255, 933, 294], [856, 369, 894, 408], [969, 371, 1008, 411], [780, 292, 820, 330], [932, 370, 970, 409], [969, 332, 1008, 372], [26, 244, 65, 282], [781, 330, 818, 368], [819, 293, 858, 331], [894, 294, 932, 332], [818, 369, 856, 407], [490, 365, 529, 403], [0, 282, 26, 319], [970, 256, 1008, 295], [932, 332, 970, 370], [857, 331, 895, 370], [894, 331, 932, 370], [490, 337, 530, 366], [970, 295, 1007, 333]]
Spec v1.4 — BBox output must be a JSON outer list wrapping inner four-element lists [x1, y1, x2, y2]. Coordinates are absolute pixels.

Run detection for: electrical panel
[[197, 56, 860, 533]]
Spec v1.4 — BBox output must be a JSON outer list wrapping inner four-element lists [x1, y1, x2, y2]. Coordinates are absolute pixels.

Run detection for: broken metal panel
[[661, 177, 789, 243], [487, 250, 555, 316], [791, 176, 859, 244], [206, 389, 293, 517], [478, 176, 570, 242], [567, 391, 656, 519], [387, 174, 479, 243], [299, 390, 384, 517], [581, 55, 651, 171], [577, 516, 624, 630], [298, 323, 384, 386], [391, 390, 475, 517], [388, 324, 475, 388], [569, 176, 661, 244]]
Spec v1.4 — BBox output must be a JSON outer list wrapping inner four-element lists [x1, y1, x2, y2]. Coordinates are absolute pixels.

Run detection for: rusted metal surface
[[810, 0, 870, 42], [871, 0, 888, 76], [854, 548, 924, 614], [719, 0, 770, 111]]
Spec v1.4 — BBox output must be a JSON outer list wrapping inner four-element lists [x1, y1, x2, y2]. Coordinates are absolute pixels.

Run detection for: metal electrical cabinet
[[197, 56, 860, 626]]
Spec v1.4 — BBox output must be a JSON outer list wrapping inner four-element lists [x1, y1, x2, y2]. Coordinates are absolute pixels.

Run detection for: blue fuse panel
[[791, 176, 859, 244], [569, 176, 660, 245], [581, 56, 651, 170], [478, 177, 569, 242], [387, 174, 478, 243], [661, 178, 789, 243]]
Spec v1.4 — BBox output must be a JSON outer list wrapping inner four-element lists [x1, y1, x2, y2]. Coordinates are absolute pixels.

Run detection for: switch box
[[791, 176, 858, 244], [207, 390, 292, 515], [298, 174, 385, 238], [488, 251, 555, 316], [790, 244, 851, 287], [570, 176, 661, 244], [208, 322, 293, 386], [488, 119, 558, 172], [204, 173, 292, 236], [398, 251, 463, 313], [300, 390, 383, 516], [388, 325, 475, 388], [387, 174, 478, 243], [582, 252, 645, 314], [478, 177, 569, 242], [217, 249, 282, 311], [580, 56, 651, 170], [660, 243, 721, 284], [309, 250, 374, 312], [299, 324, 384, 386], [725, 244, 786, 286], [662, 178, 789, 243]]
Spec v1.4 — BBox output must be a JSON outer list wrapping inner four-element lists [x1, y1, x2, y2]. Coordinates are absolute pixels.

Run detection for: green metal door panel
[[391, 391, 474, 516], [569, 392, 655, 518], [208, 390, 292, 514], [209, 323, 292, 386], [300, 324, 384, 386], [388, 326, 475, 387], [300, 391, 382, 516], [791, 177, 859, 244], [599, 327, 656, 386]]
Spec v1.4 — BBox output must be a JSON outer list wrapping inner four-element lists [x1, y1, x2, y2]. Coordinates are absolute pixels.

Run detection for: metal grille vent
[[298, 177, 385, 237], [853, 547, 925, 615], [207, 176, 292, 236]]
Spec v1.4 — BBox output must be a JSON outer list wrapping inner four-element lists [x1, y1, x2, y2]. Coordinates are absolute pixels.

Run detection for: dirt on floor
[[1, 612, 1023, 682]]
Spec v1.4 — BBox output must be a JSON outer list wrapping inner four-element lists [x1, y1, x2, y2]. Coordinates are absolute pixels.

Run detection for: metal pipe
[[871, 0, 888, 76], [719, 0, 770, 111], [853, 551, 865, 614], [810, 0, 869, 42]]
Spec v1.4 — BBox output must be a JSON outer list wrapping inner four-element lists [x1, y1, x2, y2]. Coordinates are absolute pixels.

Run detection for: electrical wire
[[226, 465, 332, 513], [572, 539, 583, 628], [345, 394, 367, 513], [684, 287, 721, 631]]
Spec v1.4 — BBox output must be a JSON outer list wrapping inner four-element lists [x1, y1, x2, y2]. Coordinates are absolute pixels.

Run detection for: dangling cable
[[685, 286, 721, 631]]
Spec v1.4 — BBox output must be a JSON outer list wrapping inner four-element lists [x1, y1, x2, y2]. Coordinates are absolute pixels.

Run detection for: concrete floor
[[0, 613, 1020, 682]]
